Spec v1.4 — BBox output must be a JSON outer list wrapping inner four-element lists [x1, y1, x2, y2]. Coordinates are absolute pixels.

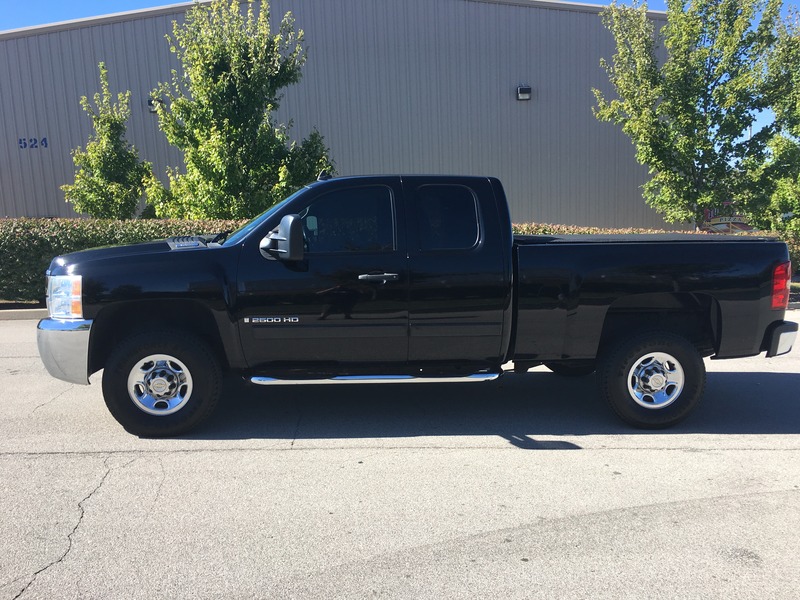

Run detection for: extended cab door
[[235, 178, 409, 369], [403, 176, 513, 365]]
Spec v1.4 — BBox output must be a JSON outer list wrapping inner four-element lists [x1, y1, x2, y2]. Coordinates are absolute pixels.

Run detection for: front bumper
[[764, 320, 798, 358], [37, 318, 93, 385]]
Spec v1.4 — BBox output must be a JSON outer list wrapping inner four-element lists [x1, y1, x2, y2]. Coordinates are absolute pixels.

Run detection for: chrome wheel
[[104, 330, 221, 436], [626, 351, 684, 410], [599, 331, 704, 429], [126, 354, 193, 416]]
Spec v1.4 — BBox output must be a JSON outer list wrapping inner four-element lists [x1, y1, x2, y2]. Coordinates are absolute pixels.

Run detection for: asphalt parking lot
[[1, 317, 799, 599]]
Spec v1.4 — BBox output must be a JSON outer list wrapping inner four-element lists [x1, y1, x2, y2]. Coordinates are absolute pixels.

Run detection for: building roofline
[[0, 1, 197, 40], [468, 0, 665, 17], [0, 0, 666, 41]]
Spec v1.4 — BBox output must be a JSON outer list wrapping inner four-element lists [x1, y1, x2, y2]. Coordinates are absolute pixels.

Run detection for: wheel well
[[598, 293, 719, 358], [89, 300, 229, 375]]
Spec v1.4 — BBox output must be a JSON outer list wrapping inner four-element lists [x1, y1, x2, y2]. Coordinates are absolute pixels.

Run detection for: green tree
[[593, 0, 800, 225], [762, 13, 800, 237], [148, 0, 333, 219], [62, 63, 153, 219]]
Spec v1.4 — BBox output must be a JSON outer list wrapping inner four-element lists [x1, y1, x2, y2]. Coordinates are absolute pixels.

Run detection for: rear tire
[[598, 331, 705, 429], [102, 330, 221, 437]]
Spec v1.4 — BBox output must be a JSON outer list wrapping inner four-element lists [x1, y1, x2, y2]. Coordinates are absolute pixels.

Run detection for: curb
[[0, 309, 48, 321]]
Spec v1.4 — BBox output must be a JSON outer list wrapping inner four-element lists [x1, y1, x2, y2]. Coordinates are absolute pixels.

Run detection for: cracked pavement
[[1, 318, 799, 598], [11, 457, 113, 600]]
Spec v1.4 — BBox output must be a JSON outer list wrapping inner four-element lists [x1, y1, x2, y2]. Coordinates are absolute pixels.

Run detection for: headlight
[[47, 275, 83, 319]]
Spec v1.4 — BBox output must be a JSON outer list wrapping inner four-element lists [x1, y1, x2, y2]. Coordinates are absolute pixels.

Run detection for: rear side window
[[416, 185, 480, 251], [302, 186, 395, 253]]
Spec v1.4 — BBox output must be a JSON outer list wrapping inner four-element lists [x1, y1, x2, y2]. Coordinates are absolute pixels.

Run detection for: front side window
[[416, 185, 480, 251], [302, 186, 395, 253]]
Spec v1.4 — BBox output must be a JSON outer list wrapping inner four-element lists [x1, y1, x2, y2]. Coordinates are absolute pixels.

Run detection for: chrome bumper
[[37, 318, 93, 385]]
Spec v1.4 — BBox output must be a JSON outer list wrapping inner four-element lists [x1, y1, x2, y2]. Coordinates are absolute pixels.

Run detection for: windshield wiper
[[210, 230, 233, 244]]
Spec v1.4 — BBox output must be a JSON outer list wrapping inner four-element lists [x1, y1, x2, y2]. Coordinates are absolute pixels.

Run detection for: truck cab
[[234, 176, 513, 373]]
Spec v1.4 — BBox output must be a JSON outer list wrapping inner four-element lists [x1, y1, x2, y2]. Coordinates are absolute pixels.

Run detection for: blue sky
[[0, 1, 180, 31], [1, 0, 670, 32]]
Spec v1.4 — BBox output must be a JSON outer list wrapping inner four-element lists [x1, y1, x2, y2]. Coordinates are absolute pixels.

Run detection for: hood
[[47, 237, 212, 274]]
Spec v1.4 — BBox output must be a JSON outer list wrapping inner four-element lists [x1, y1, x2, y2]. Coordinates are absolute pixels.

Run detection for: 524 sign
[[19, 137, 49, 149]]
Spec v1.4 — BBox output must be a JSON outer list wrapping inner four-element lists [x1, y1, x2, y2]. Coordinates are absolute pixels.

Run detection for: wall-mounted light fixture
[[147, 97, 163, 113], [516, 85, 532, 101]]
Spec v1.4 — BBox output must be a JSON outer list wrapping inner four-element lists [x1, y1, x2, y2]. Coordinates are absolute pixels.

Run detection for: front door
[[236, 179, 408, 370]]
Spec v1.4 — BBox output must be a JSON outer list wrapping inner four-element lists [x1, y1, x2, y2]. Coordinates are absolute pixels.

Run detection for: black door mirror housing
[[260, 214, 304, 261]]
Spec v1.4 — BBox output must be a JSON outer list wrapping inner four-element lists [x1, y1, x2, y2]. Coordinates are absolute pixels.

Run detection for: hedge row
[[1, 218, 797, 302]]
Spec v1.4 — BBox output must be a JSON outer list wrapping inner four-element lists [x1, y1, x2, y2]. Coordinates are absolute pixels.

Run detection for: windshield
[[222, 188, 307, 246]]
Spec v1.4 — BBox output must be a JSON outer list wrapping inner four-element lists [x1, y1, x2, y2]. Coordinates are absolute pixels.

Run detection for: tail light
[[771, 261, 791, 310]]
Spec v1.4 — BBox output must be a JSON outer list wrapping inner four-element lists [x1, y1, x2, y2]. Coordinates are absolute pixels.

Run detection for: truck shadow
[[186, 370, 800, 444]]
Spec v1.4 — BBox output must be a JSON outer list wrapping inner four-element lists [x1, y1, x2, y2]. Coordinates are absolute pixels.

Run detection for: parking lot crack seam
[[12, 456, 113, 600], [291, 400, 304, 448], [31, 387, 71, 414], [150, 457, 166, 510]]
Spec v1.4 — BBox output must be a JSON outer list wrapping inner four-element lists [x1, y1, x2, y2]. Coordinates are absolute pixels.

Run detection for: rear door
[[403, 176, 512, 365]]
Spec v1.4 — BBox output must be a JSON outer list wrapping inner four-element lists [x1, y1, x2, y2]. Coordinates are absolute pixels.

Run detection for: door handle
[[358, 273, 399, 283]]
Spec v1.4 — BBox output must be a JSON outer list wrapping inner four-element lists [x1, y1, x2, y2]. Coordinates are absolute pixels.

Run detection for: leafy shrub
[[149, 0, 333, 219], [61, 63, 152, 219], [512, 223, 687, 235], [777, 230, 800, 274]]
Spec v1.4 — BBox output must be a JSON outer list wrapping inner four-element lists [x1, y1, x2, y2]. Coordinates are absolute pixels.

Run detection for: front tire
[[598, 331, 705, 429], [102, 330, 221, 437]]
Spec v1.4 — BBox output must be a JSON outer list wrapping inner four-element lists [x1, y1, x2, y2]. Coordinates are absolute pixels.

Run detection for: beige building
[[0, 0, 669, 228]]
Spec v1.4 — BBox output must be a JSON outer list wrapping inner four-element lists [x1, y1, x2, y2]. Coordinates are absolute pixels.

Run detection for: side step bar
[[250, 373, 501, 386]]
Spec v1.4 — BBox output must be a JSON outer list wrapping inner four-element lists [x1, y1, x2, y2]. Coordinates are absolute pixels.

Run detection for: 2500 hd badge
[[245, 317, 300, 324]]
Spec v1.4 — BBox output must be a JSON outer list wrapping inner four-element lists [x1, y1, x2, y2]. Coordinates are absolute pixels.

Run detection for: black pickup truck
[[37, 175, 797, 436]]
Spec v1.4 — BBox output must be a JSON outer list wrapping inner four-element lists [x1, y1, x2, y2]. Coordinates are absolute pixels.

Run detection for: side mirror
[[260, 214, 304, 261]]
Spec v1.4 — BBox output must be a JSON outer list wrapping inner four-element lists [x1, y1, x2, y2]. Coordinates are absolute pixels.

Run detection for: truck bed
[[512, 234, 787, 362], [513, 233, 773, 245]]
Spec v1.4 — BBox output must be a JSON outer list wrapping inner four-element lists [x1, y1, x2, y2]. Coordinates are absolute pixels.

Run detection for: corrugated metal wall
[[0, 0, 671, 228], [0, 6, 186, 218]]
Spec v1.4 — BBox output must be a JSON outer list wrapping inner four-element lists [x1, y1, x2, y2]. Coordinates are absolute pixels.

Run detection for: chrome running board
[[250, 373, 501, 386]]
